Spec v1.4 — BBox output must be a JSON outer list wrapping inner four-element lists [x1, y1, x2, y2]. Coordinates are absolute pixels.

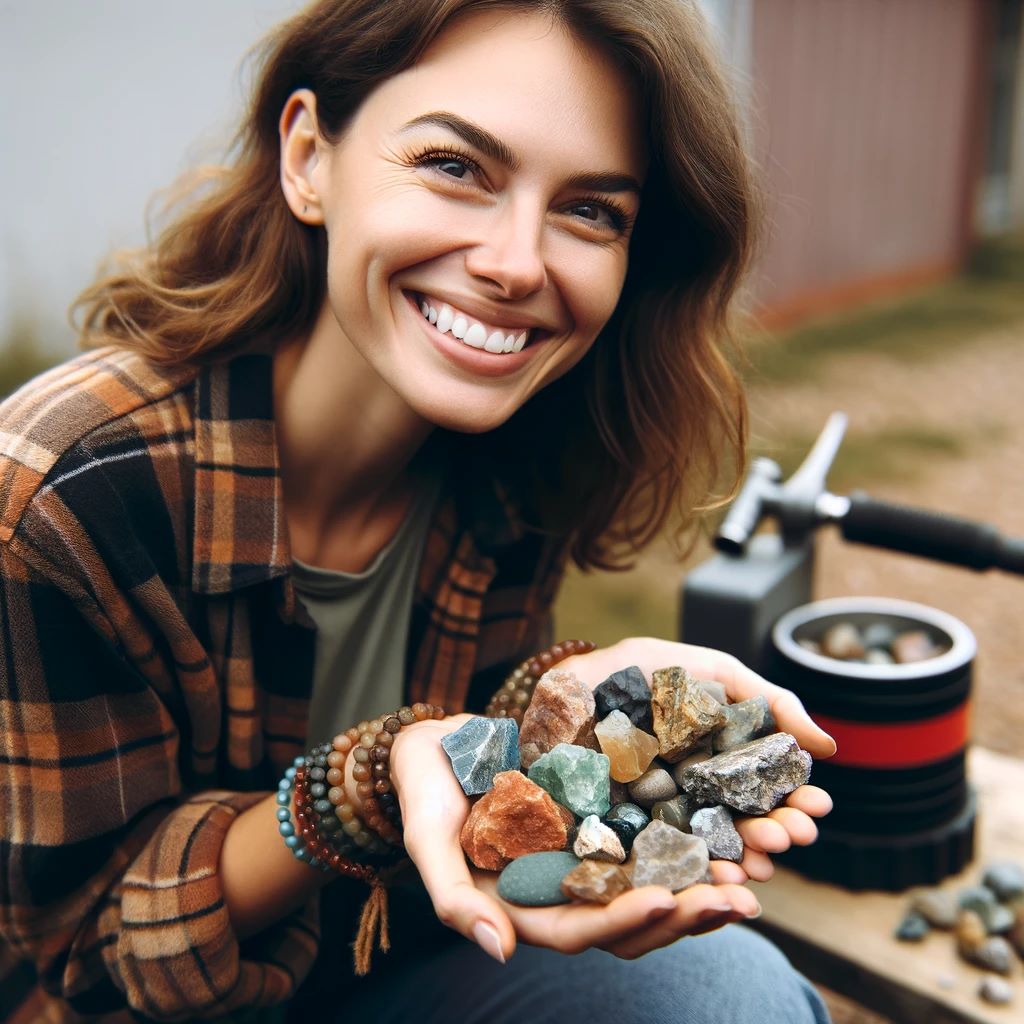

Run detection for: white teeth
[[464, 323, 487, 349], [514, 331, 527, 352], [435, 305, 454, 335], [484, 331, 506, 353], [420, 300, 429, 317], [428, 306, 438, 324], [503, 333, 515, 353], [451, 315, 468, 339]]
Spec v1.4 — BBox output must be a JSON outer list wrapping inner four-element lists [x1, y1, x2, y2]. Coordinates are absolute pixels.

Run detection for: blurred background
[[1, 0, 1021, 746]]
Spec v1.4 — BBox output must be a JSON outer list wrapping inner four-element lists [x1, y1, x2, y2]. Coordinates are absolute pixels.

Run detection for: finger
[[600, 884, 761, 960], [785, 785, 833, 818], [739, 846, 775, 882], [766, 806, 819, 846], [708, 860, 749, 885], [735, 815, 792, 854]]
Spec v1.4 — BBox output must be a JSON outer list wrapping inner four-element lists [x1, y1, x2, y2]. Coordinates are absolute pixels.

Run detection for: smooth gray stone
[[978, 975, 1013, 1005], [680, 733, 812, 815], [627, 766, 677, 809], [712, 696, 776, 753], [689, 805, 743, 863], [862, 622, 897, 649], [594, 665, 652, 731], [963, 936, 1014, 975], [909, 889, 958, 929], [651, 795, 693, 832], [958, 885, 1012, 932], [629, 820, 709, 892], [670, 747, 712, 788], [440, 716, 519, 795], [894, 911, 930, 942], [982, 861, 1024, 902], [497, 851, 581, 906]]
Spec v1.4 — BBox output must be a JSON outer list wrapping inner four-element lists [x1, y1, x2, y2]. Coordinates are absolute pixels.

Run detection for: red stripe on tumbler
[[812, 703, 970, 768]]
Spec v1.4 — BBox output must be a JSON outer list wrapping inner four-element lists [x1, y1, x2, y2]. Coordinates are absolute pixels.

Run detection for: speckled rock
[[670, 747, 713, 788], [441, 716, 519, 795], [627, 766, 678, 809], [712, 696, 776, 753], [573, 815, 626, 864], [894, 911, 930, 942], [651, 795, 693, 832], [909, 889, 958, 929], [528, 743, 611, 819], [650, 667, 727, 762], [965, 937, 1014, 974], [459, 770, 570, 870], [497, 851, 581, 907], [519, 669, 598, 770], [978, 975, 1013, 1006], [594, 710, 660, 783], [982, 861, 1024, 902], [627, 820, 709, 892], [593, 666, 653, 731], [680, 733, 812, 815], [561, 858, 633, 904], [689, 805, 743, 863]]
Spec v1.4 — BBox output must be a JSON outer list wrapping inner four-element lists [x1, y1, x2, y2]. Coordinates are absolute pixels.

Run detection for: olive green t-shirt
[[295, 482, 439, 741]]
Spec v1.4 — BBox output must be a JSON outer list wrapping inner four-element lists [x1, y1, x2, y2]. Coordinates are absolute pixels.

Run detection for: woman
[[0, 1, 835, 1021]]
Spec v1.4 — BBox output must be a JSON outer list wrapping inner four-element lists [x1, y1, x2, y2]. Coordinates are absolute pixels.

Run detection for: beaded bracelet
[[484, 638, 596, 723]]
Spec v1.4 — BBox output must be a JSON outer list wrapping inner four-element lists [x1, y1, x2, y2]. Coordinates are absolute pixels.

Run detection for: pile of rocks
[[799, 621, 949, 665], [441, 665, 812, 907], [895, 862, 1024, 1006]]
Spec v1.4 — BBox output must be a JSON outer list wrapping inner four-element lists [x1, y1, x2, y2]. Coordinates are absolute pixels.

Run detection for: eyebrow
[[399, 111, 642, 195]]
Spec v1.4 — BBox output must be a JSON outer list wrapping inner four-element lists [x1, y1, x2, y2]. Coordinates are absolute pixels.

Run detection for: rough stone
[[606, 802, 650, 831], [892, 630, 937, 664], [561, 858, 633, 904], [602, 816, 641, 853], [670, 747, 713, 788], [894, 911, 930, 942], [627, 767, 678, 809], [573, 815, 626, 863], [689, 805, 743, 863], [519, 669, 598, 770], [697, 679, 729, 705], [593, 665, 652, 731], [459, 770, 569, 871], [441, 716, 519, 795], [497, 851, 581, 907], [627, 820, 709, 892], [712, 696, 776, 753], [821, 622, 864, 660], [978, 975, 1013, 1006], [680, 733, 813, 815], [909, 889, 958, 929], [982, 861, 1024, 902], [594, 710, 661, 783], [651, 795, 693, 832], [650, 667, 727, 763], [528, 743, 611, 819]]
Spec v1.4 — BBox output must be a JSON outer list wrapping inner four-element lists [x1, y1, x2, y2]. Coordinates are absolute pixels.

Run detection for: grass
[[0, 318, 57, 400], [745, 231, 1024, 386]]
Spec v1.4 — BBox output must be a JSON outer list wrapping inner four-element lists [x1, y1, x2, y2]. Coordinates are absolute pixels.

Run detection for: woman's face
[[293, 9, 646, 433]]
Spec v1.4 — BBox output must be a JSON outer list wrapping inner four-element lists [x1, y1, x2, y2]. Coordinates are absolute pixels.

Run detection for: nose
[[464, 200, 547, 300]]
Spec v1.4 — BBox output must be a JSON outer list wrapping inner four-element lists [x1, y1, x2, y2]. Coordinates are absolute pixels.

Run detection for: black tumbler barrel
[[841, 492, 1024, 574]]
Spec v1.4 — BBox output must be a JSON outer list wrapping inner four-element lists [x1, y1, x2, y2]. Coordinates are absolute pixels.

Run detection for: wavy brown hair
[[73, 0, 757, 571]]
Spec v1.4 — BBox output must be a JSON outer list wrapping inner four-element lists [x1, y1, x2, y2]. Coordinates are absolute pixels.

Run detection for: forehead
[[363, 8, 647, 180]]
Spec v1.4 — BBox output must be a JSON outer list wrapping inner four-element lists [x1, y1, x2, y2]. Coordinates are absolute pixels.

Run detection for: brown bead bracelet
[[484, 638, 596, 723]]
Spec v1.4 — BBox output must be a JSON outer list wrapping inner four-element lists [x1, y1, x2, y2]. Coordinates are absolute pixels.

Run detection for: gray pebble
[[821, 622, 865, 660], [712, 695, 776, 753], [497, 851, 581, 907], [651, 795, 693, 832], [670, 748, 712, 788], [978, 974, 1013, 1005], [627, 767, 678, 809], [862, 622, 897, 649], [864, 648, 895, 666], [689, 805, 743, 863], [982, 861, 1024, 902], [910, 889, 958, 929], [894, 911, 930, 942], [963, 936, 1014, 975]]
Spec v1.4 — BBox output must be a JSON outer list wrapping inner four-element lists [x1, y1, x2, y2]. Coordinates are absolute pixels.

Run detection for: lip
[[403, 290, 549, 378]]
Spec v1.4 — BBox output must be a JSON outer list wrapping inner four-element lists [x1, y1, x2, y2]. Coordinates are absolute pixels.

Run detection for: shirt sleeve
[[0, 538, 319, 1021]]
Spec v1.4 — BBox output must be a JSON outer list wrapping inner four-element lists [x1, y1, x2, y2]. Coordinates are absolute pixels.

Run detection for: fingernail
[[472, 921, 506, 964], [745, 902, 763, 919]]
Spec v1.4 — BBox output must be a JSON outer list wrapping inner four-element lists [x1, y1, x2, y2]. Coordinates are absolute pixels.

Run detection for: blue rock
[[594, 666, 653, 731], [441, 716, 519, 795], [894, 911, 930, 942], [528, 743, 611, 818], [497, 851, 582, 906], [982, 862, 1024, 902]]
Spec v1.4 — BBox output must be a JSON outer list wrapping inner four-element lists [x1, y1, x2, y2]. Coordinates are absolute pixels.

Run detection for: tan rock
[[460, 770, 569, 870], [561, 858, 633, 904], [519, 669, 598, 769], [594, 710, 661, 782], [650, 667, 727, 763]]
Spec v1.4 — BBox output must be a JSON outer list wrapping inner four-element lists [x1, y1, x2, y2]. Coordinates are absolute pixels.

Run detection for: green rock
[[497, 851, 582, 906], [528, 743, 611, 818]]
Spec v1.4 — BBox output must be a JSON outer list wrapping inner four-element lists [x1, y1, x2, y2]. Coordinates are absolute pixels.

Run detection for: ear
[[279, 89, 327, 226]]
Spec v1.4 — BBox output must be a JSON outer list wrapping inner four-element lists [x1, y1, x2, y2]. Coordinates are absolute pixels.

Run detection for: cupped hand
[[558, 637, 837, 884], [385, 714, 760, 965]]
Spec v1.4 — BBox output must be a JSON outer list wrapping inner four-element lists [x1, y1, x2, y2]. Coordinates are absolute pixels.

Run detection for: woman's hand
[[387, 714, 761, 965], [558, 637, 836, 885]]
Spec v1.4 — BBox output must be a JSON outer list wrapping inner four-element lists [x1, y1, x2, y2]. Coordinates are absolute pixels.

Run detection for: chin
[[415, 395, 518, 435]]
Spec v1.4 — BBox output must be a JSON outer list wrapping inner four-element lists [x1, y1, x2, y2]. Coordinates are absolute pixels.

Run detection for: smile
[[413, 292, 532, 354]]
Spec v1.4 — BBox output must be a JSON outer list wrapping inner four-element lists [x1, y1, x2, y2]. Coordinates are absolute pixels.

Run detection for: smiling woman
[[0, 2, 833, 1023]]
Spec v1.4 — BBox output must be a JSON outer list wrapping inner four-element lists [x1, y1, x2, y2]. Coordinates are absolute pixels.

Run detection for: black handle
[[841, 493, 1024, 575]]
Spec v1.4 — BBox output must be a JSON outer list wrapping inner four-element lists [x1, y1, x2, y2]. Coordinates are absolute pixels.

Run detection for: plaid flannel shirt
[[0, 346, 566, 1022]]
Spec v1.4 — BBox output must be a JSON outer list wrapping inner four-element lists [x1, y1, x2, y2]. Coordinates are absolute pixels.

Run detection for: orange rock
[[519, 669, 598, 769], [595, 710, 661, 782], [460, 770, 571, 870]]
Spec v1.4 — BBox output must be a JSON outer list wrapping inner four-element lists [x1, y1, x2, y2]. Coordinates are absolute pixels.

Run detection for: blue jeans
[[292, 881, 831, 1024]]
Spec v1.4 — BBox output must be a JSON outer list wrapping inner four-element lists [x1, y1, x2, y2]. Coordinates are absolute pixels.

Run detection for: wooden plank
[[750, 747, 1023, 1024]]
